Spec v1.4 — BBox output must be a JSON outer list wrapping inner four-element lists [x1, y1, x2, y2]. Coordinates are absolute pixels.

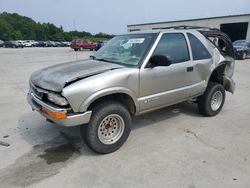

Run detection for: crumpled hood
[[31, 59, 123, 92]]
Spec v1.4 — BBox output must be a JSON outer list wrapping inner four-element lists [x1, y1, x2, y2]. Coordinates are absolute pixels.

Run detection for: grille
[[31, 84, 44, 100]]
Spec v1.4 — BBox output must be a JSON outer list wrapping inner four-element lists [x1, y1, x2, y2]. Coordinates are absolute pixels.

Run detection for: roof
[[125, 26, 223, 35], [128, 14, 250, 27]]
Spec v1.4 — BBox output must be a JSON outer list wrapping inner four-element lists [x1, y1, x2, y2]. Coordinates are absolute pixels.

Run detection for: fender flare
[[79, 87, 139, 113]]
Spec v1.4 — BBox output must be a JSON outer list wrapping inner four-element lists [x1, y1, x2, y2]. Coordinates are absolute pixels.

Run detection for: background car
[[0, 40, 4, 47], [22, 40, 33, 47], [61, 41, 71, 47], [233, 40, 250, 60], [16, 40, 26, 47], [34, 41, 48, 47], [71, 39, 96, 51], [47, 41, 58, 47], [95, 40, 108, 51], [4, 41, 24, 48]]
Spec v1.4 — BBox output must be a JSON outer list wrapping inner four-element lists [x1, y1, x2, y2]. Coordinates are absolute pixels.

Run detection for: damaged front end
[[27, 82, 92, 127], [27, 59, 124, 126]]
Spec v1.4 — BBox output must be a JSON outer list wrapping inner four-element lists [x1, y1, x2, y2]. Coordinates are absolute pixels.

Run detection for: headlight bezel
[[46, 92, 69, 106]]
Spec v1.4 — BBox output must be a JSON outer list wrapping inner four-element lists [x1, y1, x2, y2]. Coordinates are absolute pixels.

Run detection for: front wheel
[[82, 101, 131, 154], [198, 82, 225, 117]]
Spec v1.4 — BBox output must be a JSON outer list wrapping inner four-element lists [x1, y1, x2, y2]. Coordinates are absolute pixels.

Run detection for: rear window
[[187, 33, 211, 60]]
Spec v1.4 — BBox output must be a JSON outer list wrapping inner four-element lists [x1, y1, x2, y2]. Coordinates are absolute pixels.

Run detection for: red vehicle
[[71, 39, 96, 51]]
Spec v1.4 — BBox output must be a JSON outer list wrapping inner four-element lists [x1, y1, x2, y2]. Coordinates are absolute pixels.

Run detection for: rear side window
[[187, 33, 211, 60], [153, 33, 190, 64]]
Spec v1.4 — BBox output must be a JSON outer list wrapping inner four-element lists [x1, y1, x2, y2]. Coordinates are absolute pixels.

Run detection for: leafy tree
[[0, 12, 114, 41]]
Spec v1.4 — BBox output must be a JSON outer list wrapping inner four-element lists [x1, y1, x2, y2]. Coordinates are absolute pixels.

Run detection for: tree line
[[0, 12, 114, 41]]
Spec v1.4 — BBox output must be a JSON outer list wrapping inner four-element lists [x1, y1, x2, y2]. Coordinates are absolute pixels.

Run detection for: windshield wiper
[[95, 57, 122, 65], [91, 56, 126, 66], [90, 55, 112, 62], [95, 58, 114, 63]]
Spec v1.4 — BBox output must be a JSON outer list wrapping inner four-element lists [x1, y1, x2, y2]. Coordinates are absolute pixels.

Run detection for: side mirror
[[148, 55, 172, 68]]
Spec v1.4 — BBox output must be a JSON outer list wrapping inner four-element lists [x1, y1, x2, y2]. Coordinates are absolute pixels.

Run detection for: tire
[[74, 48, 78, 51], [81, 101, 131, 154], [241, 52, 246, 60], [198, 82, 225, 117]]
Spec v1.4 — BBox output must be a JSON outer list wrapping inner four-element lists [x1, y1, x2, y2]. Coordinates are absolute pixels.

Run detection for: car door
[[186, 32, 213, 96], [139, 33, 193, 113]]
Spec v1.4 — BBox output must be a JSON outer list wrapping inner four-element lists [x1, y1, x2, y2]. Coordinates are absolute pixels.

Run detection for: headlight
[[47, 93, 68, 106]]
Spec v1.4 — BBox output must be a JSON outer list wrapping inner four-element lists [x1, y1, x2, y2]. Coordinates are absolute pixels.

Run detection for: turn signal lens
[[42, 107, 67, 119]]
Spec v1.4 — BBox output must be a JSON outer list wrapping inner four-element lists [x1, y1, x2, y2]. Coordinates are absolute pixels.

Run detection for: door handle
[[187, 67, 193, 72]]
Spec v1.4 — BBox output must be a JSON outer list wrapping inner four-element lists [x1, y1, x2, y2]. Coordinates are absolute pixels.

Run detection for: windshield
[[93, 33, 157, 66], [233, 40, 248, 47]]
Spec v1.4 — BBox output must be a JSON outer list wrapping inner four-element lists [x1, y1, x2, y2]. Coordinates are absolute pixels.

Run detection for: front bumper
[[27, 92, 92, 127]]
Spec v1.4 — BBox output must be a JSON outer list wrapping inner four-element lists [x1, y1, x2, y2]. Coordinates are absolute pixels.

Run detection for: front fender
[[78, 87, 139, 113]]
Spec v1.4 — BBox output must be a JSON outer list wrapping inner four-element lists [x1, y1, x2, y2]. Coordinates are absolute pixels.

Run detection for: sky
[[0, 0, 249, 34]]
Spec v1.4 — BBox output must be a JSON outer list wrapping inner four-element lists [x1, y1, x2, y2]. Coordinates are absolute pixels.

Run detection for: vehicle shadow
[[18, 101, 200, 154], [132, 101, 200, 130], [18, 112, 96, 156]]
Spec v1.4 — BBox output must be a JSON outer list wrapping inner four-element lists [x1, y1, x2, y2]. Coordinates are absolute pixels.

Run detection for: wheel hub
[[98, 114, 125, 145], [211, 91, 223, 111]]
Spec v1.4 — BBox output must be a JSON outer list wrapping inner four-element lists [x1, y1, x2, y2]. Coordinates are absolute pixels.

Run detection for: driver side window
[[153, 33, 190, 64]]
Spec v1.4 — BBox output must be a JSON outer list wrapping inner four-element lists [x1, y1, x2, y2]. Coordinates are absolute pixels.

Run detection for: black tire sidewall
[[83, 102, 131, 154]]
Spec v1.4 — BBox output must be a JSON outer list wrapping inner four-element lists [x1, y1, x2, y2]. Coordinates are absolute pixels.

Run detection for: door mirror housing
[[148, 55, 172, 68]]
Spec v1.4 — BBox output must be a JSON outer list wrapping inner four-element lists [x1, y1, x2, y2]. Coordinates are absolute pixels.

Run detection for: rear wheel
[[198, 82, 225, 117], [82, 101, 131, 154]]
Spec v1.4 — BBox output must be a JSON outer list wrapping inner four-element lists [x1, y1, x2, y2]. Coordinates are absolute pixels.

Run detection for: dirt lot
[[0, 47, 249, 188]]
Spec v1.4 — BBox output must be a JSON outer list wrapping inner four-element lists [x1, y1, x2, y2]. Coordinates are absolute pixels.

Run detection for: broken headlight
[[47, 93, 68, 106]]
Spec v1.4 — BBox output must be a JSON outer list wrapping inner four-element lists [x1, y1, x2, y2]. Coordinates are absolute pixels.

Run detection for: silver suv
[[27, 26, 235, 153]]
